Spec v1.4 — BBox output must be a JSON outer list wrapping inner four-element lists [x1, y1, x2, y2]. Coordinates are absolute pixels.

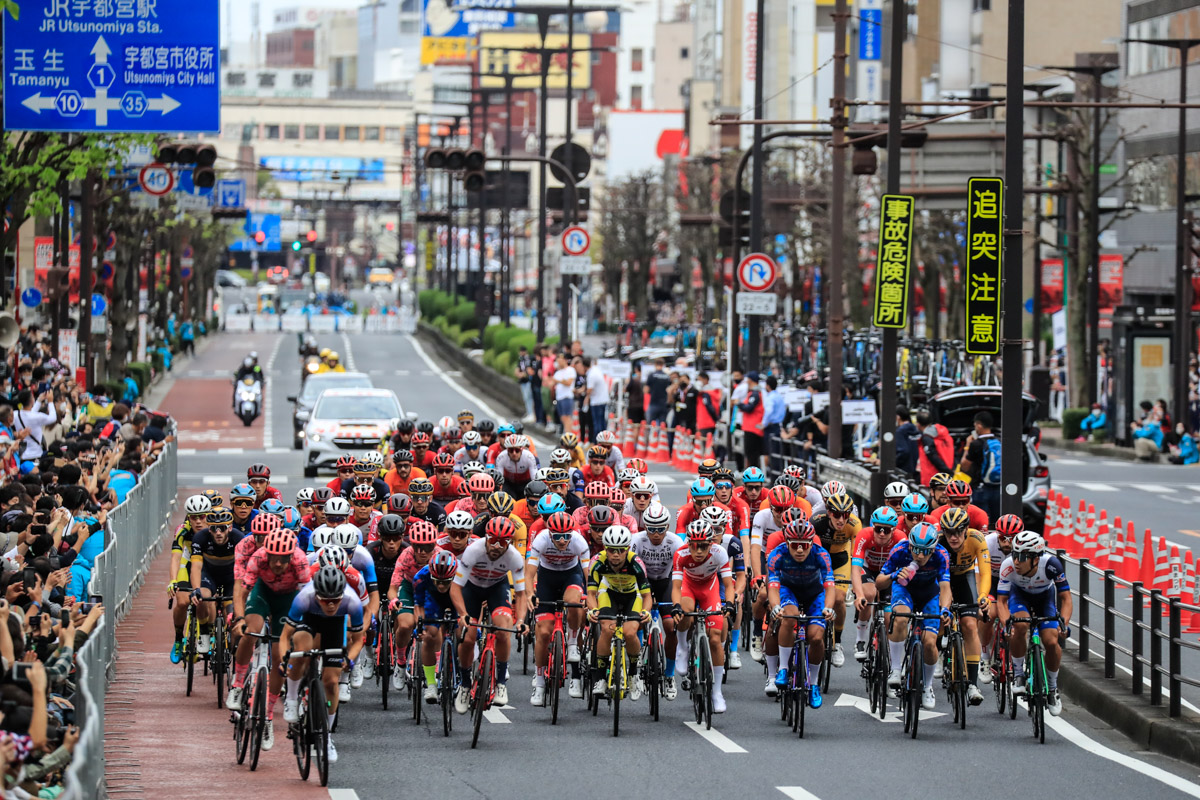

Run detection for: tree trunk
[[1065, 147, 1089, 409]]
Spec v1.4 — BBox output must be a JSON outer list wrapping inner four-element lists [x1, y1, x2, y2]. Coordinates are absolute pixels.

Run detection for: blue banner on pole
[[3, 0, 220, 133], [859, 8, 882, 61]]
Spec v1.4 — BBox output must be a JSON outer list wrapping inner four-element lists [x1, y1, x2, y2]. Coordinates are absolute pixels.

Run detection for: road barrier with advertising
[[63, 433, 179, 799]]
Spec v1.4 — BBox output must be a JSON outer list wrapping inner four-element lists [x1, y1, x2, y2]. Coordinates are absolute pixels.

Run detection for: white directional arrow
[[147, 94, 181, 115], [834, 692, 946, 722], [20, 93, 56, 114], [82, 91, 121, 126], [91, 35, 111, 64], [482, 703, 515, 723]]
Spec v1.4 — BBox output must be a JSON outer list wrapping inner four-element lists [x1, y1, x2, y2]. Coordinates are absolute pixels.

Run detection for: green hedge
[[493, 350, 513, 378], [125, 361, 152, 391], [483, 350, 496, 369], [1062, 407, 1089, 441], [457, 329, 480, 348], [483, 324, 505, 351], [448, 300, 476, 330], [544, 335, 560, 348], [506, 331, 536, 363]]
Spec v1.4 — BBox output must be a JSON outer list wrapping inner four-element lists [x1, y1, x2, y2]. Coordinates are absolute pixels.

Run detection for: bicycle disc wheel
[[549, 631, 563, 725], [248, 667, 267, 771], [311, 680, 330, 787], [440, 637, 455, 737], [295, 688, 311, 780], [234, 674, 251, 765], [214, 619, 226, 710], [379, 619, 391, 710], [470, 651, 492, 749], [412, 638, 423, 724], [612, 648, 622, 738]]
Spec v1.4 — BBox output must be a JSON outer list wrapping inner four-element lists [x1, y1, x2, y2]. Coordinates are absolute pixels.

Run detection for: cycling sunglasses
[[411, 544, 435, 554], [209, 524, 230, 533], [550, 533, 573, 543], [248, 477, 269, 485], [325, 514, 349, 524], [632, 493, 652, 501], [231, 499, 254, 507], [910, 546, 934, 557], [352, 500, 375, 507], [830, 511, 849, 520]]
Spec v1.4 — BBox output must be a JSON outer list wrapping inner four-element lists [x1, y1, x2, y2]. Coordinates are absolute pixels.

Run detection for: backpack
[[980, 436, 1002, 485]]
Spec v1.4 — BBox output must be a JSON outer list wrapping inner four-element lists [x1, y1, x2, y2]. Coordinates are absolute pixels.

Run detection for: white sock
[[712, 666, 724, 694], [675, 638, 690, 671], [778, 646, 793, 673], [806, 660, 816, 685], [765, 654, 779, 675], [327, 712, 336, 727], [888, 640, 904, 670], [534, 673, 545, 688], [1049, 669, 1058, 690], [286, 677, 300, 698], [1012, 656, 1025, 675], [855, 619, 869, 643], [923, 662, 935, 690], [568, 627, 579, 641]]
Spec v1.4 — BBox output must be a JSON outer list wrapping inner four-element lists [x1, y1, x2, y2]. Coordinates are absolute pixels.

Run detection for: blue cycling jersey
[[349, 545, 379, 591], [767, 543, 833, 595], [285, 583, 365, 631], [412, 564, 454, 618], [879, 541, 951, 593]]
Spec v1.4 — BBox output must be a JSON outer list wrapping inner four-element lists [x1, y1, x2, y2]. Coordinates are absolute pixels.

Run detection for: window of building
[[384, 126, 402, 142], [323, 124, 340, 140], [630, 85, 643, 109], [304, 124, 320, 140], [400, 17, 419, 33], [264, 124, 280, 139], [284, 124, 300, 140], [344, 125, 361, 141], [680, 47, 689, 59], [631, 48, 643, 72], [364, 126, 381, 141], [971, 0, 990, 9]]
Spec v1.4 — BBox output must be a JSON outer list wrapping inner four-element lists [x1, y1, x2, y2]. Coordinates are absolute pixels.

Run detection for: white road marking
[[202, 475, 232, 485], [178, 448, 196, 456], [1066, 482, 1117, 492], [263, 334, 284, 450], [368, 369, 384, 375], [683, 721, 747, 753], [1052, 458, 1086, 466], [654, 475, 676, 485], [833, 692, 944, 722], [1132, 483, 1175, 494], [394, 369, 410, 376], [265, 447, 290, 454], [1084, 647, 1200, 715], [777, 788, 822, 800], [328, 790, 362, 800], [483, 704, 513, 723], [341, 333, 357, 371], [271, 476, 289, 485], [217, 448, 245, 455], [406, 335, 508, 422], [1103, 460, 1134, 468]]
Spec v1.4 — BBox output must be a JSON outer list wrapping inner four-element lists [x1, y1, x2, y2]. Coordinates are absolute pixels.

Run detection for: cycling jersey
[[335, 476, 390, 505], [722, 495, 752, 537], [431, 474, 467, 503], [811, 512, 861, 555], [353, 510, 382, 541], [631, 531, 684, 581], [939, 528, 992, 597], [675, 501, 735, 538], [435, 532, 476, 557], [984, 532, 1010, 582], [996, 554, 1070, 598], [383, 466, 427, 497], [171, 520, 200, 554], [366, 540, 403, 591], [577, 465, 615, 486], [304, 559, 369, 602], [233, 535, 261, 584], [587, 551, 650, 595], [469, 513, 529, 555], [389, 547, 430, 589], [527, 530, 591, 572], [720, 533, 745, 574], [750, 508, 781, 549], [494, 450, 537, 483], [879, 541, 952, 594], [241, 547, 310, 593], [672, 544, 731, 586], [284, 583, 365, 632], [851, 526, 907, 573], [410, 502, 447, 531], [929, 503, 989, 532], [190, 530, 245, 583], [412, 564, 454, 620], [451, 447, 485, 470], [570, 506, 636, 536], [453, 538, 527, 592], [253, 486, 283, 509], [767, 542, 834, 596]]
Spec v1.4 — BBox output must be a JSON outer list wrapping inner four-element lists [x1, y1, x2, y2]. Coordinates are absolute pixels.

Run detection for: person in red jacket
[[430, 452, 466, 503], [928, 479, 990, 532], [737, 372, 765, 470], [694, 372, 722, 441], [916, 411, 955, 486]]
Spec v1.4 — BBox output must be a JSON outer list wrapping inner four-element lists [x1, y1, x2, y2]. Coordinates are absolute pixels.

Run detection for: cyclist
[[582, 505, 616, 558], [389, 418, 416, 453], [411, 431, 437, 471], [227, 527, 310, 750], [850, 506, 905, 661], [981, 513, 1022, 681], [623, 475, 658, 530], [674, 477, 722, 538], [439, 511, 477, 557], [930, 479, 990, 532], [631, 502, 682, 699], [470, 492, 529, 556], [587, 525, 651, 701], [438, 426, 463, 457], [545, 468, 584, 512], [882, 481, 909, 515], [810, 492, 861, 668], [767, 519, 835, 708], [527, 493, 568, 540], [704, 505, 745, 669], [491, 434, 535, 498], [168, 495, 211, 662], [232, 513, 279, 652], [897, 491, 931, 535], [316, 496, 353, 542], [735, 467, 768, 513], [671, 520, 734, 714], [384, 449, 426, 497], [782, 465, 824, 514], [451, 517, 529, 711], [559, 431, 585, 469], [928, 472, 952, 509], [430, 453, 466, 503], [452, 473, 495, 518], [773, 475, 814, 517], [937, 506, 991, 705], [408, 478, 447, 530], [365, 514, 406, 684], [877, 521, 952, 711], [453, 431, 486, 471], [189, 507, 244, 653], [475, 418, 496, 455], [749, 485, 796, 661], [281, 566, 364, 764], [579, 445, 616, 487], [573, 481, 613, 532], [302, 487, 334, 531], [328, 456, 358, 493], [229, 483, 259, 537], [412, 550, 460, 703], [527, 510, 591, 704], [712, 470, 752, 546], [247, 464, 283, 509], [278, 506, 311, 552], [595, 430, 625, 471], [386, 519, 438, 688], [349, 484, 381, 538], [513, 480, 546, 532], [996, 531, 1071, 716], [605, 484, 639, 532]]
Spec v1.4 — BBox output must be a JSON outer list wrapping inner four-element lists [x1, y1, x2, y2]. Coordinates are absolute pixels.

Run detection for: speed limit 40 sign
[[138, 165, 175, 196]]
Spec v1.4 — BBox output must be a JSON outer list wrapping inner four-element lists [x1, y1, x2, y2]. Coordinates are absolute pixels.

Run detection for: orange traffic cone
[[634, 422, 649, 460], [1121, 521, 1139, 582], [1106, 515, 1124, 575], [1183, 551, 1200, 634], [1139, 529, 1156, 589], [1054, 495, 1072, 553], [650, 423, 668, 464], [689, 429, 705, 472], [1045, 490, 1058, 539], [1081, 503, 1098, 561], [1154, 537, 1171, 613], [702, 433, 715, 463], [1093, 509, 1110, 569]]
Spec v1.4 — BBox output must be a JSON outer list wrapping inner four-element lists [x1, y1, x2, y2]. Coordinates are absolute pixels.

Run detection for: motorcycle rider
[[233, 354, 265, 410]]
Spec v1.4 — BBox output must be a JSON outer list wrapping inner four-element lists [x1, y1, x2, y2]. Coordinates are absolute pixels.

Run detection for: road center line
[[682, 721, 747, 753], [263, 333, 284, 449], [405, 334, 508, 422], [777, 788, 822, 800], [341, 332, 357, 371], [328, 790, 362, 800]]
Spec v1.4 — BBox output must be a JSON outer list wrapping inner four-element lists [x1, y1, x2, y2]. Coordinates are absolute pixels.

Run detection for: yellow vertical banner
[[872, 194, 915, 329], [965, 177, 1004, 355]]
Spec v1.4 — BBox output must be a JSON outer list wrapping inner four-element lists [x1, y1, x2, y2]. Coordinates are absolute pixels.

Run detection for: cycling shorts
[[830, 550, 851, 587], [394, 580, 415, 613], [1006, 591, 1059, 631], [462, 580, 513, 620], [647, 577, 672, 608], [890, 584, 942, 635], [295, 613, 347, 667], [201, 571, 234, 602], [949, 573, 979, 617], [246, 583, 298, 636], [596, 589, 642, 620], [777, 584, 827, 630], [535, 565, 585, 619], [680, 575, 723, 630]]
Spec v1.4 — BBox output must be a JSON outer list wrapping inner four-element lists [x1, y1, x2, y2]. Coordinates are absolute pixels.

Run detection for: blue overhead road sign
[[216, 179, 246, 209], [3, 0, 220, 132]]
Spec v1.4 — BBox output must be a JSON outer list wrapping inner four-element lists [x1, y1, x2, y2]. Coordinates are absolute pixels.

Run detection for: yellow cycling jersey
[[587, 552, 650, 595], [812, 513, 862, 554], [941, 528, 992, 597]]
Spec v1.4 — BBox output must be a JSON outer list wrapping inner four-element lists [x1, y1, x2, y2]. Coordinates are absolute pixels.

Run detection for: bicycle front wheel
[[379, 617, 392, 710], [234, 674, 251, 765], [248, 666, 267, 771], [611, 647, 623, 738], [697, 635, 713, 731], [908, 642, 922, 740], [411, 636, 424, 725], [439, 636, 455, 737], [214, 618, 226, 710], [310, 680, 330, 786], [470, 651, 492, 749], [549, 630, 563, 725], [294, 689, 311, 780], [952, 634, 967, 730]]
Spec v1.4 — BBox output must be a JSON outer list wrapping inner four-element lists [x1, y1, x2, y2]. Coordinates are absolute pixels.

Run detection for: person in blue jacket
[[1076, 403, 1106, 442], [1168, 423, 1199, 465], [1130, 415, 1164, 461]]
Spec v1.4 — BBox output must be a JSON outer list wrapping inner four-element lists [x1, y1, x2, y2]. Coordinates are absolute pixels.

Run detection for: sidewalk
[[103, 490, 327, 800], [1040, 426, 1143, 463]]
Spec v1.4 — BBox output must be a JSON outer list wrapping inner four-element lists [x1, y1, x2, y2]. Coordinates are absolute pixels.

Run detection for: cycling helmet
[[940, 507, 970, 534], [560, 432, 579, 449], [335, 455, 356, 471], [312, 487, 334, 506], [685, 520, 712, 543], [207, 508, 234, 526], [929, 472, 953, 491], [317, 545, 350, 571], [324, 497, 352, 517], [412, 431, 432, 446], [774, 475, 802, 494], [642, 502, 670, 531], [260, 498, 286, 516], [446, 510, 476, 530], [626, 457, 648, 475], [202, 490, 225, 509], [476, 419, 496, 434], [436, 415, 455, 432], [332, 523, 361, 550], [588, 505, 615, 529], [534, 467, 555, 483], [820, 480, 846, 500], [230, 483, 255, 500], [883, 481, 909, 500], [264, 529, 295, 556], [467, 473, 496, 494], [742, 467, 767, 485], [713, 468, 735, 484], [617, 468, 640, 484], [826, 493, 856, 516], [870, 506, 900, 529], [586, 445, 609, 461], [524, 480, 549, 501], [596, 430, 617, 446], [486, 492, 515, 517], [310, 527, 333, 550], [907, 522, 940, 554], [247, 463, 270, 479], [630, 476, 656, 495], [994, 514, 1024, 536], [700, 506, 728, 531], [312, 565, 347, 599], [537, 493, 567, 516], [690, 478, 716, 499], [392, 449, 414, 464], [458, 409, 475, 422], [296, 487, 315, 505], [782, 519, 817, 543], [280, 507, 302, 530], [544, 468, 570, 486], [497, 423, 515, 437], [767, 485, 796, 509], [377, 514, 405, 538], [362, 451, 385, 469], [408, 479, 434, 497], [783, 465, 808, 481], [485, 466, 504, 487], [409, 520, 438, 546], [352, 459, 376, 475], [945, 479, 972, 500], [602, 525, 633, 548], [503, 434, 523, 450], [608, 484, 626, 502], [1012, 531, 1046, 557], [547, 511, 575, 534], [697, 458, 720, 477], [185, 495, 212, 516], [783, 507, 809, 526], [428, 551, 459, 581], [584, 481, 609, 500], [462, 461, 486, 478], [432, 453, 455, 470], [388, 494, 413, 515], [550, 448, 573, 466], [510, 420, 525, 436], [485, 517, 516, 542], [396, 419, 416, 434], [900, 493, 930, 516], [462, 431, 482, 447], [250, 514, 281, 535]]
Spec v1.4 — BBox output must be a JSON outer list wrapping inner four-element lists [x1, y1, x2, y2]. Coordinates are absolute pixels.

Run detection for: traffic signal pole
[[746, 0, 766, 373]]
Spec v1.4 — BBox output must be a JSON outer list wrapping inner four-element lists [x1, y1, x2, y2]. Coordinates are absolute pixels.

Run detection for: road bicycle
[[518, 606, 536, 675], [678, 609, 723, 731], [939, 604, 973, 730], [467, 604, 521, 749], [859, 601, 889, 719], [1016, 614, 1059, 744], [581, 621, 599, 713], [175, 588, 202, 697], [232, 626, 273, 771], [208, 594, 233, 711], [640, 603, 673, 722], [535, 599, 585, 725], [772, 612, 825, 738], [890, 610, 943, 740], [285, 647, 343, 787], [989, 615, 1016, 719], [591, 611, 640, 737], [375, 604, 395, 709], [431, 609, 458, 737]]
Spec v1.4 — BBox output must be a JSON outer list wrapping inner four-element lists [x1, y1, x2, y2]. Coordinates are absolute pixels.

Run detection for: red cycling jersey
[[851, 526, 907, 573]]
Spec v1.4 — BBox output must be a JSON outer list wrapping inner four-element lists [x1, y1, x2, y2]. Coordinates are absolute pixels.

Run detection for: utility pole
[[827, 0, 848, 459], [79, 171, 95, 388], [746, 0, 767, 372]]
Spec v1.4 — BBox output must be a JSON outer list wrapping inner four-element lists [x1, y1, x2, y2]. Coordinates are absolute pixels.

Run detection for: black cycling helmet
[[510, 419, 525, 435], [524, 479, 549, 501], [392, 449, 414, 464], [395, 419, 415, 434], [774, 474, 802, 494], [476, 419, 496, 433], [588, 505, 615, 529], [417, 421, 435, 436], [313, 565, 347, 599], [377, 514, 406, 538]]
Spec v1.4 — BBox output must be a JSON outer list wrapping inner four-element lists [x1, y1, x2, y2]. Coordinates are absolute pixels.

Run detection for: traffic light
[[291, 241, 302, 252], [156, 141, 217, 188], [424, 148, 487, 193], [45, 267, 70, 301], [845, 127, 929, 176], [254, 231, 266, 245], [306, 230, 318, 243], [463, 149, 486, 193]]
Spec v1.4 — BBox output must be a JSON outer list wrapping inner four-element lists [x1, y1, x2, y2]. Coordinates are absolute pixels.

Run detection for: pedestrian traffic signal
[[306, 230, 318, 243], [424, 148, 487, 192], [291, 241, 302, 252]]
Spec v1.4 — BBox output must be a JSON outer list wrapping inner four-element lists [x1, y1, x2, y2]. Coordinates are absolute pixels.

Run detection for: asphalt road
[[163, 331, 1200, 800]]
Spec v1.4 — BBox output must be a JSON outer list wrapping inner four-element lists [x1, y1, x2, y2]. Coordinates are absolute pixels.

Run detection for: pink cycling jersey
[[240, 547, 311, 593]]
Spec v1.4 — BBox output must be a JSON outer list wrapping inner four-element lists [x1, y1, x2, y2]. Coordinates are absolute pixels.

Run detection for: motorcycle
[[235, 377, 262, 426]]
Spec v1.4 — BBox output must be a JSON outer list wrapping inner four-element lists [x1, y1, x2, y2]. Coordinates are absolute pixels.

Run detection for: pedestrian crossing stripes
[[189, 475, 289, 486], [1056, 480, 1200, 495]]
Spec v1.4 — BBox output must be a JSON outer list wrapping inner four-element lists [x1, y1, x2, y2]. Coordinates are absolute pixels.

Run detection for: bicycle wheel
[[379, 617, 391, 710], [697, 634, 713, 731], [647, 628, 662, 722], [470, 650, 492, 749], [549, 630, 563, 725], [611, 644, 623, 738], [411, 636, 424, 724], [440, 636, 455, 737], [1031, 645, 1046, 743], [214, 617, 226, 709], [819, 624, 833, 693], [248, 666, 267, 771], [875, 625, 889, 721], [796, 641, 807, 738], [294, 687, 311, 780], [1007, 647, 1018, 721], [908, 642, 922, 740], [993, 640, 1007, 715], [234, 672, 251, 765], [952, 634, 967, 730], [185, 617, 197, 697], [310, 679, 330, 787]]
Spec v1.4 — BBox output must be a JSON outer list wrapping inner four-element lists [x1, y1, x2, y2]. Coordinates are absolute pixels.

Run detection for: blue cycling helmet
[[900, 493, 930, 515], [870, 506, 900, 529], [497, 423, 515, 437], [908, 522, 939, 553], [690, 478, 716, 499], [741, 467, 766, 485], [280, 506, 302, 530], [230, 483, 255, 499], [260, 498, 286, 516], [536, 493, 567, 516]]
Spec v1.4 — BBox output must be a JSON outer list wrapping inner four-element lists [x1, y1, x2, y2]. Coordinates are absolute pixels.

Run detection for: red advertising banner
[[1040, 258, 1064, 315], [1099, 253, 1124, 310], [33, 236, 82, 303]]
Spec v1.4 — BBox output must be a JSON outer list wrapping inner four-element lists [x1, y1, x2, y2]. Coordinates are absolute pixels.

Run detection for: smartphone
[[60, 609, 70, 627], [22, 567, 36, 587], [11, 663, 30, 682], [31, 525, 47, 537]]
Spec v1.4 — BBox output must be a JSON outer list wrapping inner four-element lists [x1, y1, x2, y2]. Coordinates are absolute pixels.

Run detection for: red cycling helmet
[[767, 485, 796, 509], [411, 431, 432, 446], [388, 494, 413, 515], [994, 514, 1024, 536], [428, 550, 459, 581], [547, 511, 575, 533], [312, 487, 334, 506], [408, 520, 439, 546], [485, 517, 516, 541], [247, 463, 270, 479], [782, 519, 817, 543], [250, 514, 281, 535], [264, 528, 295, 555], [467, 473, 496, 494], [335, 455, 356, 470], [626, 457, 648, 475], [584, 482, 609, 500], [945, 479, 972, 500], [350, 483, 376, 503], [782, 507, 809, 526], [432, 452, 455, 470]]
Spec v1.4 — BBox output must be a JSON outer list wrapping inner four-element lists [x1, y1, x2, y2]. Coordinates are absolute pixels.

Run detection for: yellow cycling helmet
[[319, 347, 331, 359], [939, 507, 971, 534]]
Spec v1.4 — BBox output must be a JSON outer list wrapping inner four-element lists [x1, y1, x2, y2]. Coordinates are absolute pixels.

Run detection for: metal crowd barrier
[[62, 432, 179, 799]]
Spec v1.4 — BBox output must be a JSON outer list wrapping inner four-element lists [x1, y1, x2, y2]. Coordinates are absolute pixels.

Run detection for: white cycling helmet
[[462, 460, 486, 477], [446, 510, 475, 530], [309, 526, 334, 550], [550, 447, 573, 465], [1012, 531, 1046, 558], [630, 475, 657, 495], [333, 523, 361, 550], [617, 468, 640, 483], [700, 505, 728, 530], [883, 481, 909, 500], [601, 525, 633, 549], [296, 487, 315, 504], [642, 502, 670, 530], [534, 467, 554, 482], [362, 451, 384, 469], [462, 431, 482, 447], [821, 480, 846, 500], [317, 545, 349, 571], [185, 495, 212, 516], [324, 497, 352, 517], [437, 415, 456, 432]]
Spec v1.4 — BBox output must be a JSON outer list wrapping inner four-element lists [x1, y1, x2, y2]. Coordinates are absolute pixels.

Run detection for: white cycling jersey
[[631, 530, 684, 581], [454, 538, 526, 591], [526, 530, 591, 572]]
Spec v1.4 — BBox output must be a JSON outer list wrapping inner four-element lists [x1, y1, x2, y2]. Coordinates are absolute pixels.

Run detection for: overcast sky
[[222, 0, 365, 48]]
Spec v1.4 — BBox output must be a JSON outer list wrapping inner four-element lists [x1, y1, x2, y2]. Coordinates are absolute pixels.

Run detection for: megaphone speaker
[[0, 313, 19, 349]]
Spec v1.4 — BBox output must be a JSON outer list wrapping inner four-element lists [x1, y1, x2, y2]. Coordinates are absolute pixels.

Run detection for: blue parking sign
[[3, 0, 221, 132], [215, 179, 246, 208]]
